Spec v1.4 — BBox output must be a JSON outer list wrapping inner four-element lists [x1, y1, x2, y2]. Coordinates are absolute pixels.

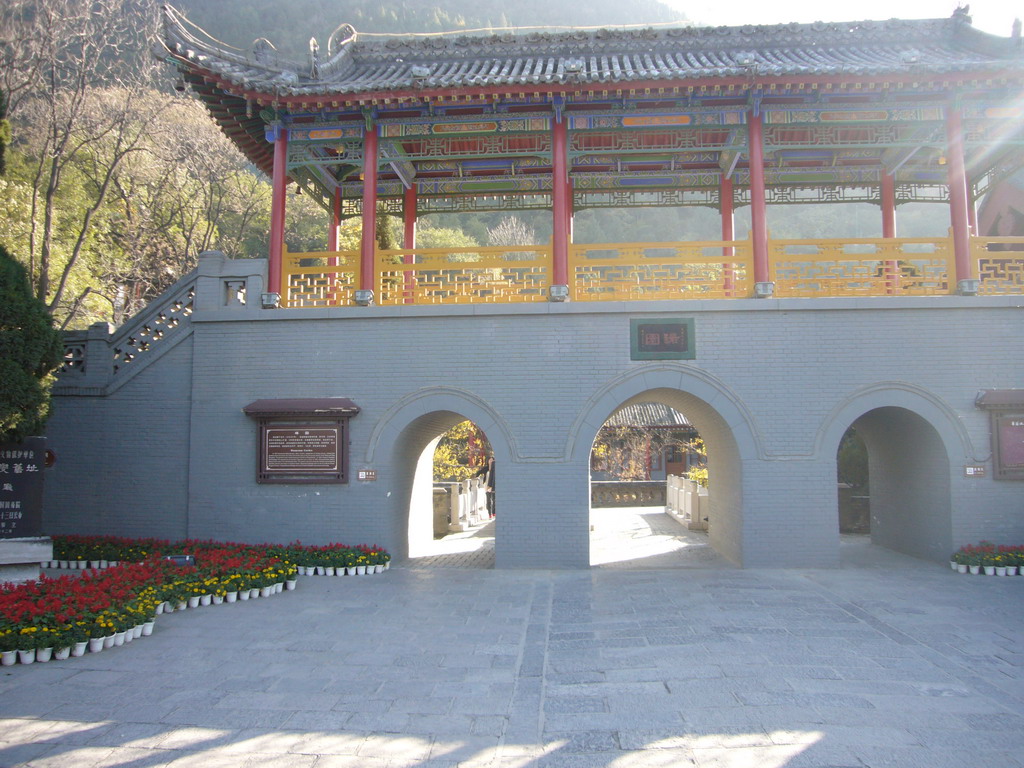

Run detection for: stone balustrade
[[666, 474, 709, 531]]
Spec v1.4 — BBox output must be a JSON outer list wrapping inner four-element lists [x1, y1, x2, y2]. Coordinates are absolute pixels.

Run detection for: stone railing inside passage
[[279, 235, 1024, 307], [666, 474, 708, 531], [591, 481, 666, 508], [436, 477, 490, 536]]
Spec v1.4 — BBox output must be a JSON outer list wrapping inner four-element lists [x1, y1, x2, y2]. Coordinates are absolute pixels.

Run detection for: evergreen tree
[[0, 244, 64, 441]]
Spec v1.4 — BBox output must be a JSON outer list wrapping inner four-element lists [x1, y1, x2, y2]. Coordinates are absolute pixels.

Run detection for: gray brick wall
[[44, 269, 1024, 567]]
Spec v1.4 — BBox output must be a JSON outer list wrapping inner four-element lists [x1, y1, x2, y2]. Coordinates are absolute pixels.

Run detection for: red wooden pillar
[[747, 110, 770, 292], [326, 187, 342, 303], [403, 185, 417, 303], [328, 186, 341, 252], [359, 124, 379, 299], [551, 116, 570, 297], [720, 175, 735, 296], [881, 171, 899, 294], [566, 178, 574, 246], [267, 127, 288, 296], [944, 105, 973, 288], [880, 172, 897, 238], [403, 186, 417, 249]]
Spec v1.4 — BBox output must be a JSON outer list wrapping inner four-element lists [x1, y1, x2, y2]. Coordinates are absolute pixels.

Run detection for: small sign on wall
[[630, 318, 696, 361], [357, 469, 377, 481]]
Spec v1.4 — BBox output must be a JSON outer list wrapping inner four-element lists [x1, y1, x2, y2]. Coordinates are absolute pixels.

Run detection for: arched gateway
[[44, 9, 1024, 567]]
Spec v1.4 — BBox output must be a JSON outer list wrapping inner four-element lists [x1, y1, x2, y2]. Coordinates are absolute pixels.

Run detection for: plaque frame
[[243, 398, 359, 485], [975, 390, 1024, 481], [990, 413, 1024, 481], [630, 318, 696, 361], [256, 419, 347, 484]]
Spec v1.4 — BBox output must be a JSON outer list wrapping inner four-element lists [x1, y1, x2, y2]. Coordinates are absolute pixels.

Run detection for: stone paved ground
[[1, 513, 1022, 767], [406, 507, 725, 570]]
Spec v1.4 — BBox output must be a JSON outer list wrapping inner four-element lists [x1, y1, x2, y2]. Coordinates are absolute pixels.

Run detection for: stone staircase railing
[[55, 253, 266, 395]]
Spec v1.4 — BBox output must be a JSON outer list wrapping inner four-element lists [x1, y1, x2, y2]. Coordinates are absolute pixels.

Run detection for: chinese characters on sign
[[265, 428, 339, 472], [256, 422, 348, 484], [630, 318, 696, 360], [0, 438, 45, 538]]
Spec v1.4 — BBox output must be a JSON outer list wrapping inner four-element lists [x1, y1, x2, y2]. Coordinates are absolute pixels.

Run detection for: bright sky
[[663, 0, 1020, 37]]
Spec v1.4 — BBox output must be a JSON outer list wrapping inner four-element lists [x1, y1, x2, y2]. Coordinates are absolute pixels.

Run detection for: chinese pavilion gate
[[160, 7, 1024, 307]]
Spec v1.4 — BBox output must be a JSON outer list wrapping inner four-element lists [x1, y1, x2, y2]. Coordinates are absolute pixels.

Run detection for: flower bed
[[950, 542, 1024, 576], [48, 536, 390, 575], [1, 536, 390, 666]]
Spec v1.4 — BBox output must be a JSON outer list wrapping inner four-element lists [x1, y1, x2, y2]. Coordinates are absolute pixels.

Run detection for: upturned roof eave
[[173, 58, 1024, 109], [162, 5, 1024, 106]]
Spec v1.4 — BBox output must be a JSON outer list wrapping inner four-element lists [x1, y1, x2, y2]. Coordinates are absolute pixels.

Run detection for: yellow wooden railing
[[374, 245, 552, 305], [769, 237, 954, 297], [279, 236, 1024, 307], [971, 235, 1024, 295], [282, 247, 360, 308], [569, 239, 753, 301]]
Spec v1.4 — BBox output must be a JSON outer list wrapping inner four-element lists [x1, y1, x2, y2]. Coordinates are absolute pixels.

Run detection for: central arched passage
[[570, 368, 760, 567]]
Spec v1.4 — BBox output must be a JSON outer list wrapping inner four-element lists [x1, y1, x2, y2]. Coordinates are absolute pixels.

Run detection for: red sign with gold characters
[[630, 318, 696, 360]]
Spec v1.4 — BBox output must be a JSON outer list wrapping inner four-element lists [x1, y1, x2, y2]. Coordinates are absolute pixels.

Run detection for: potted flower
[[0, 628, 18, 666]]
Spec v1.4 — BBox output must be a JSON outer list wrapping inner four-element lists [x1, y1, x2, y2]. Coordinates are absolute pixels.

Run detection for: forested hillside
[[173, 0, 685, 56]]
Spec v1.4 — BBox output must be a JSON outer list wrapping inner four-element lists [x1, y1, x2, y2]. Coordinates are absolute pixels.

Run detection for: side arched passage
[[851, 407, 953, 561], [365, 389, 513, 563], [819, 384, 972, 565]]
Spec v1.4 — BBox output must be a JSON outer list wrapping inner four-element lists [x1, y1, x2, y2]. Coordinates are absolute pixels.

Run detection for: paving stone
[[2, 527, 1024, 768]]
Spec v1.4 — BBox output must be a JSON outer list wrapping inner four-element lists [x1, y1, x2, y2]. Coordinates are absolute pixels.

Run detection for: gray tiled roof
[[161, 7, 1024, 99], [605, 404, 693, 428]]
